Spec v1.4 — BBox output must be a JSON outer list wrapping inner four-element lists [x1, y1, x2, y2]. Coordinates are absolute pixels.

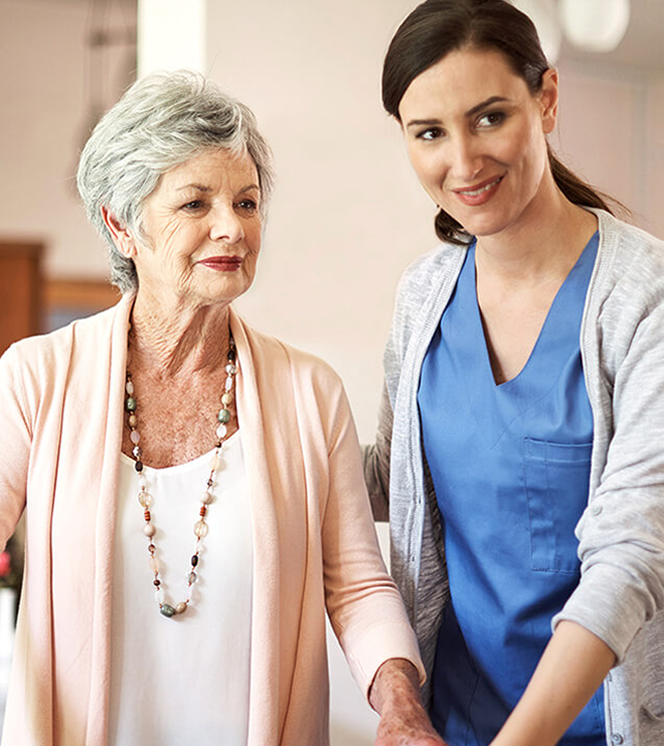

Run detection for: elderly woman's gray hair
[[77, 70, 275, 293]]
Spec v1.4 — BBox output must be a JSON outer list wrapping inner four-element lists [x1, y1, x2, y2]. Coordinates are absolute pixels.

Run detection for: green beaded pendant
[[159, 604, 176, 618]]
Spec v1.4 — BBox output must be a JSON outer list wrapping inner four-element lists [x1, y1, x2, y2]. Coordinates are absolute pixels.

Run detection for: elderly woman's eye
[[237, 199, 258, 214], [182, 199, 206, 210]]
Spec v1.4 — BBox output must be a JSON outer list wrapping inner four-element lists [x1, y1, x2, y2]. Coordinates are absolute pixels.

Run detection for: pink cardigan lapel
[[230, 310, 283, 745]]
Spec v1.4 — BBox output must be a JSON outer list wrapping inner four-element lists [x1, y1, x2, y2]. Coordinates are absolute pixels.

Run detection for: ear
[[101, 206, 137, 258], [538, 68, 559, 135]]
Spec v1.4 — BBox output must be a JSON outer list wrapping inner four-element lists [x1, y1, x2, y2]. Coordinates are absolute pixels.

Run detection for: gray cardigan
[[365, 209, 664, 746]]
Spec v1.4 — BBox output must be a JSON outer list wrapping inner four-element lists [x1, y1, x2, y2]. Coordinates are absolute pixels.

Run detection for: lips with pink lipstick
[[453, 174, 505, 206], [198, 255, 243, 271]]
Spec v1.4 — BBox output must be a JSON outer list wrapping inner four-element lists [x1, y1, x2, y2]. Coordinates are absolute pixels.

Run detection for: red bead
[[199, 506, 207, 517], [144, 510, 151, 522]]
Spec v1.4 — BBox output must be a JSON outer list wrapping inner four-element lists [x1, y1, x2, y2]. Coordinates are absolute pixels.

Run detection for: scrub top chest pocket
[[524, 438, 593, 574]]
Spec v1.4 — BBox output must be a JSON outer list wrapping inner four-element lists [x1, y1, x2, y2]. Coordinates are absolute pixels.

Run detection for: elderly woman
[[0, 72, 441, 746]]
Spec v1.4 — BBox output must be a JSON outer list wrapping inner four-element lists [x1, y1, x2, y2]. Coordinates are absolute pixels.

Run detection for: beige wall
[[555, 61, 664, 238], [0, 0, 101, 276], [0, 0, 134, 280], [644, 75, 664, 238]]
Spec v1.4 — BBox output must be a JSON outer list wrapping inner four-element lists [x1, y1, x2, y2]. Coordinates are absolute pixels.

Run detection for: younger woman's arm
[[491, 620, 615, 746]]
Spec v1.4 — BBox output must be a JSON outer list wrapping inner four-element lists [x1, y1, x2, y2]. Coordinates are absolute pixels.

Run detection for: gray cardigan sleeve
[[362, 384, 392, 523], [553, 215, 664, 663]]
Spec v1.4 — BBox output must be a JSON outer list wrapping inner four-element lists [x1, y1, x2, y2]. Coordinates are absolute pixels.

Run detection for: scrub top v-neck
[[419, 233, 605, 745]]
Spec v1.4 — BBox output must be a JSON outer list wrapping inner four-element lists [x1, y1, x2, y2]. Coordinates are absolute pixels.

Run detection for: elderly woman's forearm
[[369, 657, 421, 712], [370, 658, 447, 746]]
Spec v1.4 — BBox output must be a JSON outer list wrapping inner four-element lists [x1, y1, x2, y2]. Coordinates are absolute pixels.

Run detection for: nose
[[209, 203, 244, 244], [450, 133, 483, 183]]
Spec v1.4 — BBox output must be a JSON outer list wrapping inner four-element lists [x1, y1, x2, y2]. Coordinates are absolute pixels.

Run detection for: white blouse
[[108, 433, 252, 746]]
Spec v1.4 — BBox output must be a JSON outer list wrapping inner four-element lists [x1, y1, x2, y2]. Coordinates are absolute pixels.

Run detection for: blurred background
[[0, 0, 662, 742]]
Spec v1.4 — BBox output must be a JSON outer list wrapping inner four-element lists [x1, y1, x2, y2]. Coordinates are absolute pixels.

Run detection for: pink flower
[[0, 551, 11, 578]]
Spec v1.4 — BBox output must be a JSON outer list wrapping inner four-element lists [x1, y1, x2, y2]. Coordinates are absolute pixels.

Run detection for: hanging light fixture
[[511, 0, 562, 63], [558, 0, 631, 53]]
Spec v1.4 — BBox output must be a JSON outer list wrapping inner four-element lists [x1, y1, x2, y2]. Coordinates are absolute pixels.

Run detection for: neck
[[475, 183, 598, 286], [128, 292, 232, 378]]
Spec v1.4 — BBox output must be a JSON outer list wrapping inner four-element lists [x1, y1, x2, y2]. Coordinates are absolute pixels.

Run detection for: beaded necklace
[[124, 336, 238, 619]]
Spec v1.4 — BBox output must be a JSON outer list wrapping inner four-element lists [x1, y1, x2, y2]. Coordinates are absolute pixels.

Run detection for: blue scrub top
[[419, 234, 605, 745]]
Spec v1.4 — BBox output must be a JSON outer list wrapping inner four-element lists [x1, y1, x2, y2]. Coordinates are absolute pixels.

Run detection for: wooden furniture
[[0, 241, 44, 356], [44, 278, 120, 319], [0, 240, 121, 356]]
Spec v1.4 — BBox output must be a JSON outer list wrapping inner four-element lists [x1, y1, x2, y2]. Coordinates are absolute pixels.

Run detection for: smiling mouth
[[456, 175, 504, 196], [452, 174, 505, 207]]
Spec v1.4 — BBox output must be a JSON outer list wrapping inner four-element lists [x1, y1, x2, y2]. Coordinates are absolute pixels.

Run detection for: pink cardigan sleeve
[[0, 344, 32, 547], [314, 365, 425, 697]]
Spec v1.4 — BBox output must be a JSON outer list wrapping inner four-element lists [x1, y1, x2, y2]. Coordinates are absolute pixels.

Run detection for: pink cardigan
[[0, 295, 422, 746]]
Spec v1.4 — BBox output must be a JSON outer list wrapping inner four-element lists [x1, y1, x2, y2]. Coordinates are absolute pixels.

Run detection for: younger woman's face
[[398, 47, 558, 240]]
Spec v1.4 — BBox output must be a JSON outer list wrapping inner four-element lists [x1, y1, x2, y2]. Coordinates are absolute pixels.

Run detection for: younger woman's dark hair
[[382, 0, 617, 245]]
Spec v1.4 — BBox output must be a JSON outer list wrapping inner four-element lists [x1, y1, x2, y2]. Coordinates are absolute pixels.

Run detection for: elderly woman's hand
[[371, 659, 448, 746]]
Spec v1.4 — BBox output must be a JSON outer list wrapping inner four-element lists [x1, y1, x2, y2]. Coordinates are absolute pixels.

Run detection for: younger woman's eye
[[477, 111, 505, 128], [416, 127, 444, 141]]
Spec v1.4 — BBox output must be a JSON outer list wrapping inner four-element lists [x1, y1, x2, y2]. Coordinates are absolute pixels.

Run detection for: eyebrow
[[466, 95, 509, 117], [177, 183, 212, 192], [176, 183, 261, 193], [405, 95, 510, 129]]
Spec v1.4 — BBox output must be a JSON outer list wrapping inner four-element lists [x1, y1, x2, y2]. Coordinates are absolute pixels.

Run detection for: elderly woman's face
[[132, 148, 262, 310]]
